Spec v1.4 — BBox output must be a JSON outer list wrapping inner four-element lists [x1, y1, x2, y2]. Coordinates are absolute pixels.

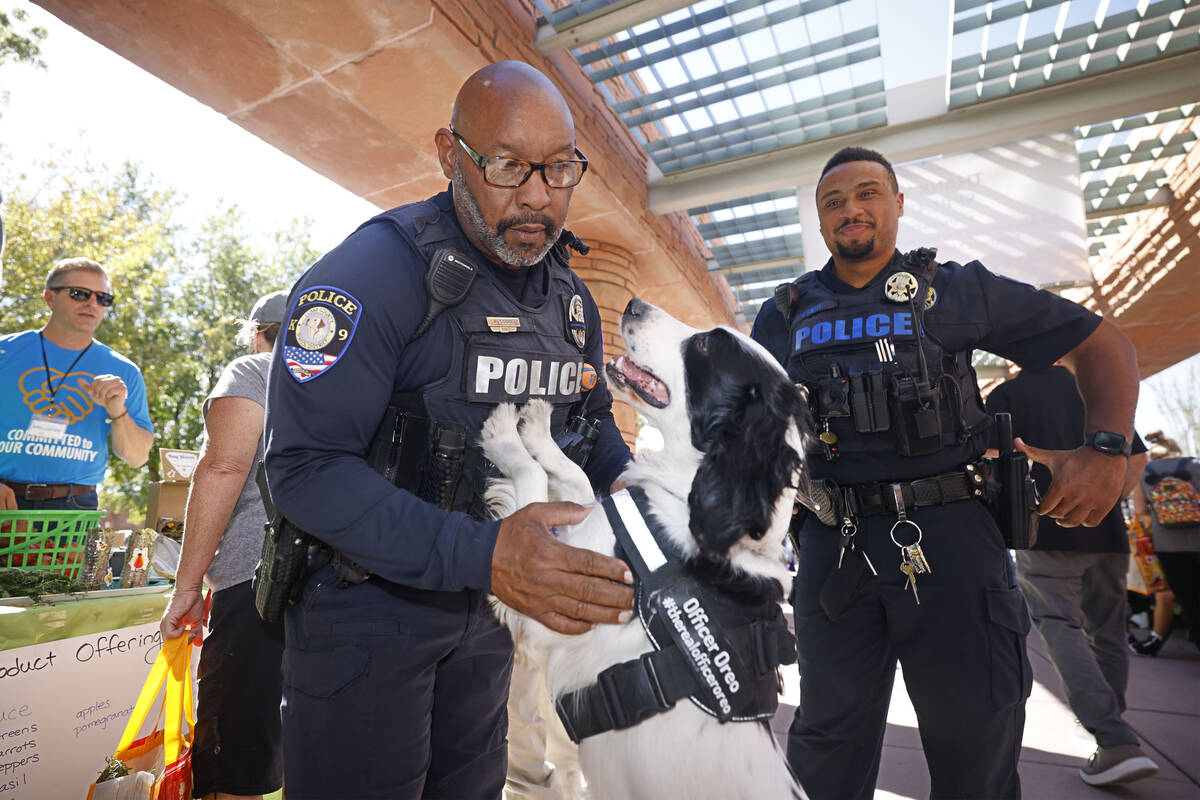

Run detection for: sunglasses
[[51, 285, 115, 307]]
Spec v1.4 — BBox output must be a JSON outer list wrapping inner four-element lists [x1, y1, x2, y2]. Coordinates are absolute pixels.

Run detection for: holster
[[253, 465, 317, 623], [984, 413, 1041, 550]]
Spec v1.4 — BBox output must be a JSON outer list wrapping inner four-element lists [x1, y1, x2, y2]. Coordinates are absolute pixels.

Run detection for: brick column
[[571, 240, 639, 451]]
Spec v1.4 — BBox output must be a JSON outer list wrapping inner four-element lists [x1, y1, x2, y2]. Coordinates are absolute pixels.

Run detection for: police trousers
[[788, 500, 1032, 800], [282, 565, 514, 800]]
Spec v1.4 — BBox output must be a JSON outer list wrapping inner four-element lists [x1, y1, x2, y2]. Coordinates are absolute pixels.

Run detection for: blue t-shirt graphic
[[0, 329, 154, 485]]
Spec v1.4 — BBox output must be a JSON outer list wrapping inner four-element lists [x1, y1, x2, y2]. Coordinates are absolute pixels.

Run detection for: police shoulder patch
[[282, 285, 362, 383]]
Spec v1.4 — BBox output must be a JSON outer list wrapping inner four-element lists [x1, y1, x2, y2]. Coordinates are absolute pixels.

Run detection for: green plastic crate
[[0, 510, 105, 579]]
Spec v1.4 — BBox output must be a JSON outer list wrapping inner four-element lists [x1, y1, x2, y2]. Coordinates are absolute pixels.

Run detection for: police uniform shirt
[[264, 201, 630, 593], [986, 365, 1146, 552], [751, 252, 1102, 483]]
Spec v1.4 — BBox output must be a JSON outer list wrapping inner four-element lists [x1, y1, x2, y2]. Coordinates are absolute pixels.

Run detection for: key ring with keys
[[889, 518, 923, 548], [887, 482, 923, 547]]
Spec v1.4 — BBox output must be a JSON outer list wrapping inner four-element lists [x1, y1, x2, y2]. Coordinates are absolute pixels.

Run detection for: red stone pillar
[[570, 240, 639, 451]]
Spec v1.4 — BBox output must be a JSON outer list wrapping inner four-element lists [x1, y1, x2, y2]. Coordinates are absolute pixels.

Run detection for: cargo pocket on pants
[[985, 587, 1033, 709], [283, 645, 369, 698]]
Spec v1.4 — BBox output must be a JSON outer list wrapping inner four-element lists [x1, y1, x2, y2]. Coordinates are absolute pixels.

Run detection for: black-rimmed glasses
[[450, 126, 588, 189], [51, 286, 115, 307]]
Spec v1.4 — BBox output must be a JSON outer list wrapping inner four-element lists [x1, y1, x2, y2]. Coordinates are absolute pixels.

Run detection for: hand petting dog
[[491, 501, 634, 634]]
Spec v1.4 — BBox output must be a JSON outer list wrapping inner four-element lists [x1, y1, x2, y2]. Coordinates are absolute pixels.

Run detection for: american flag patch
[[285, 346, 336, 380]]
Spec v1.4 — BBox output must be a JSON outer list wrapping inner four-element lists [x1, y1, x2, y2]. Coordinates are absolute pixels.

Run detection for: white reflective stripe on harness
[[612, 489, 668, 572]]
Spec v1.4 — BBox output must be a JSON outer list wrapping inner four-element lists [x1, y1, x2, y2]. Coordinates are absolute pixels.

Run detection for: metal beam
[[710, 256, 804, 275], [647, 50, 1200, 214], [1084, 187, 1175, 221], [534, 0, 695, 56]]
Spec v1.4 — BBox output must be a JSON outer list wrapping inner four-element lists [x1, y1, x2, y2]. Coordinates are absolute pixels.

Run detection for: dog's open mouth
[[606, 354, 669, 408]]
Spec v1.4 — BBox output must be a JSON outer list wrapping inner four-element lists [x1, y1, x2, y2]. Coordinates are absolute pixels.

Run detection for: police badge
[[566, 294, 587, 350], [883, 271, 919, 302], [924, 286, 938, 311]]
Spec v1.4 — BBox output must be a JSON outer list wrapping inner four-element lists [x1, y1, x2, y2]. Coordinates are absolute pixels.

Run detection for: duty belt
[[809, 464, 986, 525], [2, 481, 96, 500]]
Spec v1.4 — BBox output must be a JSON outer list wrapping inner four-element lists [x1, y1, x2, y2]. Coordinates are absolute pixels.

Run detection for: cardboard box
[[145, 481, 190, 531], [144, 448, 200, 531]]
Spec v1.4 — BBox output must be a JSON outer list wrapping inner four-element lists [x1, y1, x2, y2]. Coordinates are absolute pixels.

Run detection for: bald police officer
[[752, 147, 1139, 800], [264, 62, 634, 800]]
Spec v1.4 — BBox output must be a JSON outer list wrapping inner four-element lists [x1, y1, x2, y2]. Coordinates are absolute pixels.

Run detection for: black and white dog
[[482, 298, 811, 800]]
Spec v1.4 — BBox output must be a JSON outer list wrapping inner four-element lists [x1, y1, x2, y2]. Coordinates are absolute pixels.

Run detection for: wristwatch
[[1084, 430, 1131, 456]]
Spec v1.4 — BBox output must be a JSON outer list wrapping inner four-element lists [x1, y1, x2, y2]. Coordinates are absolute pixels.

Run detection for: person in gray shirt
[[160, 290, 287, 800]]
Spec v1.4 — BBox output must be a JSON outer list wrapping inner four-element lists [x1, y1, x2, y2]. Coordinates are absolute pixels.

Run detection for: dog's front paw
[[482, 403, 520, 447], [517, 398, 554, 444]]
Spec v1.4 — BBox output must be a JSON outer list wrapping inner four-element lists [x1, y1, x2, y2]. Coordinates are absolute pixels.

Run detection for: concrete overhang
[[33, 0, 734, 328]]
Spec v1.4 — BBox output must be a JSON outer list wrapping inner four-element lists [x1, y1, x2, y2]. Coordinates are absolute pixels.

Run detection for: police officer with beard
[[264, 62, 634, 800], [751, 147, 1139, 800]]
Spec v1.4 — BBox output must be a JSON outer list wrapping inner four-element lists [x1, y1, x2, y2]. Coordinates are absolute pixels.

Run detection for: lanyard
[[39, 331, 93, 401]]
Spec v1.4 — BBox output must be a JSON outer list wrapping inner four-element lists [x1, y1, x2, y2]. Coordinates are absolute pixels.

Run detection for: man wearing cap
[[0, 257, 154, 510], [160, 290, 288, 800]]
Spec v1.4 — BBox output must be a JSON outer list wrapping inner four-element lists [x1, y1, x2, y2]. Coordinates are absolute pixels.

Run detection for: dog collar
[[554, 487, 796, 743]]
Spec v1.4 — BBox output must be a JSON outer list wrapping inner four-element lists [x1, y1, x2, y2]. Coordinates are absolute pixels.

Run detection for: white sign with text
[[0, 623, 173, 799]]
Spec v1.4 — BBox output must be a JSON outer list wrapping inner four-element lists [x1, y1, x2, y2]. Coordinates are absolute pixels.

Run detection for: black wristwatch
[[1084, 430, 1131, 456]]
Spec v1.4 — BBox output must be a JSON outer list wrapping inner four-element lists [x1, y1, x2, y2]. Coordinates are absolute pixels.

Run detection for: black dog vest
[[555, 487, 796, 743]]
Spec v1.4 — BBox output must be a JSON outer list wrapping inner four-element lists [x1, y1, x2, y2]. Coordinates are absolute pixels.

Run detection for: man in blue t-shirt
[[0, 257, 154, 510]]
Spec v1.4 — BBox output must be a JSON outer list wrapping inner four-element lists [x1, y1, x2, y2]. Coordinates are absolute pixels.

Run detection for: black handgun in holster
[[253, 464, 319, 623], [989, 412, 1040, 550]]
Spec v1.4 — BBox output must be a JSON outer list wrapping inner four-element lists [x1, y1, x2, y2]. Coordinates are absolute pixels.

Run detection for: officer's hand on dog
[[492, 501, 634, 635], [1016, 437, 1125, 528]]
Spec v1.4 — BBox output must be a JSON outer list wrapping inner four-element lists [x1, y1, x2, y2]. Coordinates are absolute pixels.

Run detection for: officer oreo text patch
[[283, 286, 362, 383]]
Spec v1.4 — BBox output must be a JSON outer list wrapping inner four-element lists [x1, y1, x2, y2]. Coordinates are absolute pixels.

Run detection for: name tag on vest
[[467, 344, 583, 403]]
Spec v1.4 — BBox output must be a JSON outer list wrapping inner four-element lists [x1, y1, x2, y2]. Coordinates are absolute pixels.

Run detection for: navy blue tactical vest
[[777, 249, 988, 465], [358, 192, 594, 514]]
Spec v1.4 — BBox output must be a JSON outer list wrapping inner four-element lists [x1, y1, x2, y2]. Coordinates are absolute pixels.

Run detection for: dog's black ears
[[687, 373, 807, 562]]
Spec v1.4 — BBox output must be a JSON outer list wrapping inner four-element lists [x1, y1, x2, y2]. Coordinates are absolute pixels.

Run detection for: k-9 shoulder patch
[[282, 286, 362, 383]]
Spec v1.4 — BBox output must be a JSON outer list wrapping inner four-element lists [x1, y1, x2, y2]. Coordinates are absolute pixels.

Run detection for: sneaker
[[1080, 744, 1160, 786], [1129, 632, 1165, 657]]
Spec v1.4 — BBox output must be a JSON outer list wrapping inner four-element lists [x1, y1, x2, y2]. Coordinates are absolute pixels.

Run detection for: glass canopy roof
[[535, 0, 1200, 321]]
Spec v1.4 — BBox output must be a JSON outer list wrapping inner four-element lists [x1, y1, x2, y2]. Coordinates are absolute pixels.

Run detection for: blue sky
[[1, 0, 1194, 445]]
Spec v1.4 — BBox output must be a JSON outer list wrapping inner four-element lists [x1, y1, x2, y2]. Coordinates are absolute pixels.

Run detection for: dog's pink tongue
[[610, 355, 669, 407]]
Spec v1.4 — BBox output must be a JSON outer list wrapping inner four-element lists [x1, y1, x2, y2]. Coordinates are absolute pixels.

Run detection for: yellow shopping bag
[[86, 635, 196, 800]]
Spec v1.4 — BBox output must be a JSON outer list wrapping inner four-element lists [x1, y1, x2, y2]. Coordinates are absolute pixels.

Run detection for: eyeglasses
[[50, 286, 115, 307], [450, 127, 588, 189]]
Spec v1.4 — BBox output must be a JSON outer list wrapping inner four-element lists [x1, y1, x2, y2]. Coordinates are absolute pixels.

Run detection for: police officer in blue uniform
[[751, 147, 1139, 800], [264, 61, 635, 800]]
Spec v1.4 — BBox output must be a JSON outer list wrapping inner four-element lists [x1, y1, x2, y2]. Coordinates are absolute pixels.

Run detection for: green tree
[[1149, 358, 1200, 457], [1, 156, 316, 516], [0, 7, 47, 69]]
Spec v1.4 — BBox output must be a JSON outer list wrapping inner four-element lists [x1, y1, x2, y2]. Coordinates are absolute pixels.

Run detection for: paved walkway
[[773, 622, 1200, 799]]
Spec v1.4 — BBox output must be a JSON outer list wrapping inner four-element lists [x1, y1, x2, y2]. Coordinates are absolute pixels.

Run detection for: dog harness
[[555, 487, 797, 743]]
